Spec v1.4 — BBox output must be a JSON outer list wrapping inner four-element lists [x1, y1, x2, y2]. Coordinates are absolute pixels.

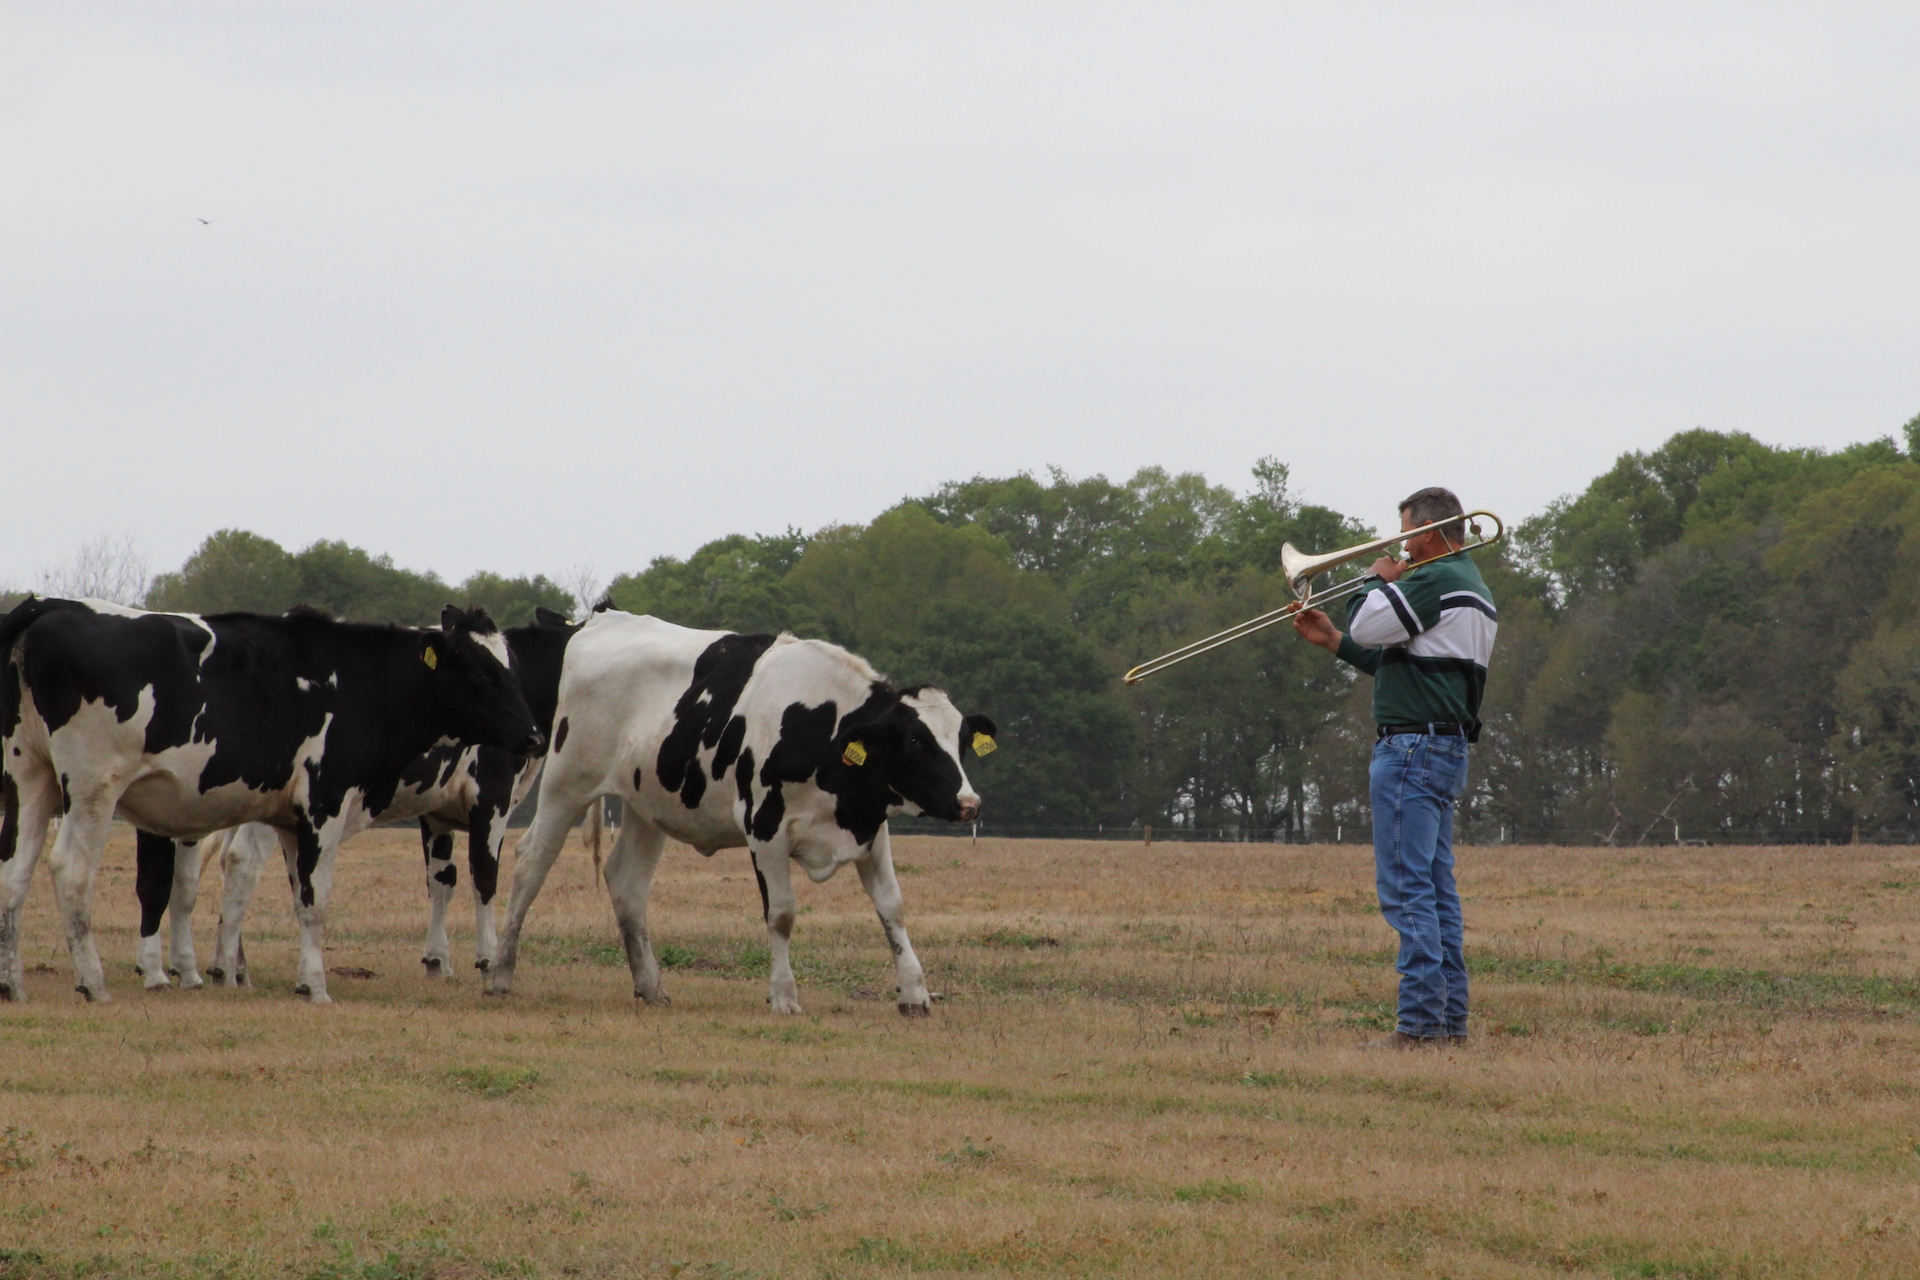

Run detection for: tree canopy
[[11, 420, 1920, 842]]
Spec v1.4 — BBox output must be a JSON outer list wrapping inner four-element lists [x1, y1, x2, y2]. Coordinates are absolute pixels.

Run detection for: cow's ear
[[440, 605, 466, 632], [840, 716, 899, 766], [963, 713, 998, 757], [421, 637, 442, 671], [534, 606, 570, 629]]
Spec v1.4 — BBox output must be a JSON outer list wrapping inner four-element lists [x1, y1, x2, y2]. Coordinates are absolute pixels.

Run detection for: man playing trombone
[[1292, 487, 1498, 1049]]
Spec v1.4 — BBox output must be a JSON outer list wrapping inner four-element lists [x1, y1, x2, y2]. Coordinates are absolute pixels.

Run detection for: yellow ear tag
[[422, 645, 438, 670], [841, 740, 868, 767], [972, 733, 997, 757]]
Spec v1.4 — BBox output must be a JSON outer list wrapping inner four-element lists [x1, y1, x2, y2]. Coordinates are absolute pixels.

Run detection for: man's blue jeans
[[1370, 733, 1470, 1039]]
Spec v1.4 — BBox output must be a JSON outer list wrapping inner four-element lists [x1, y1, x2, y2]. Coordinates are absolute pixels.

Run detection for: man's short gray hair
[[1399, 487, 1465, 543]]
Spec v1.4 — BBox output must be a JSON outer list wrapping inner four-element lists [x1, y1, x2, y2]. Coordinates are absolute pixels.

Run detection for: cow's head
[[837, 687, 995, 823], [421, 606, 544, 758]]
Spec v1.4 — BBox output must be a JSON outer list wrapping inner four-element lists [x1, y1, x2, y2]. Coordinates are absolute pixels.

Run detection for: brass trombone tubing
[[1121, 510, 1503, 685]]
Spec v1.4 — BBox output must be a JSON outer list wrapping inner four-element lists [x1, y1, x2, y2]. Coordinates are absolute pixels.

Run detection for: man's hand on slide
[[1292, 607, 1341, 652]]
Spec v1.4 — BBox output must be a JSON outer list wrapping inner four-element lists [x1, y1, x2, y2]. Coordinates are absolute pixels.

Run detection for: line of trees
[[9, 418, 1918, 843]]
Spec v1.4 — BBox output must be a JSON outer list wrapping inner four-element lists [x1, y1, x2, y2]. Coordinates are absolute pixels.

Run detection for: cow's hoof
[[143, 979, 172, 993], [897, 1001, 931, 1018], [771, 997, 804, 1016], [294, 984, 333, 1005], [635, 990, 671, 1006], [177, 976, 203, 992], [76, 985, 109, 1003], [422, 958, 445, 976]]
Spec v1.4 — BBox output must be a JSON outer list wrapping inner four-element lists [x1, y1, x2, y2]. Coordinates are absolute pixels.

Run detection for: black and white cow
[[0, 598, 540, 1003], [132, 607, 581, 989], [485, 610, 996, 1016]]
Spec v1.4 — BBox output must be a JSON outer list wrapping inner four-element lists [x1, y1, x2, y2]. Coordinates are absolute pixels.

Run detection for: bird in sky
[[197, 217, 213, 225]]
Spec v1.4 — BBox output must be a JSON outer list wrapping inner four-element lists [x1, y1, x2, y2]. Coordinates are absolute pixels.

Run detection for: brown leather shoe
[[1359, 1031, 1445, 1050]]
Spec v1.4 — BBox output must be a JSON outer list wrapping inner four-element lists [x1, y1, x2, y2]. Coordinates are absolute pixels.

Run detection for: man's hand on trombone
[[1368, 554, 1408, 582], [1292, 607, 1341, 654]]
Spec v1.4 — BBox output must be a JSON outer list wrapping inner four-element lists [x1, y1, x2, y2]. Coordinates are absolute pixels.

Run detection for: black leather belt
[[1377, 723, 1466, 738]]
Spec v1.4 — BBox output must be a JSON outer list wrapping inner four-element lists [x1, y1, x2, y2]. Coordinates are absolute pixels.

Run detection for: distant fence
[[885, 819, 1920, 847], [497, 801, 1915, 847]]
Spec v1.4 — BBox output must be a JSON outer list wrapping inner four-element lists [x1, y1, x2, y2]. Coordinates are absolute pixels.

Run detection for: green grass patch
[[441, 1067, 542, 1099], [1172, 1178, 1255, 1203], [1470, 953, 1920, 1014]]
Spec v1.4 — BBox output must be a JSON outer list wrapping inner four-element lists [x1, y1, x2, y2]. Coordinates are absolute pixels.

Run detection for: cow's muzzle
[[957, 797, 980, 823], [517, 729, 548, 757]]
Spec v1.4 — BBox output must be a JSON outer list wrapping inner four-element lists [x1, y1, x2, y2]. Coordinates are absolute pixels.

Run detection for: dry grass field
[[3, 827, 1919, 1279]]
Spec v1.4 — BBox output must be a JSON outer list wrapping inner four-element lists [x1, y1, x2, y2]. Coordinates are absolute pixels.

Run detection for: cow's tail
[[580, 799, 604, 882], [0, 595, 81, 670], [0, 595, 84, 743], [0, 596, 78, 863]]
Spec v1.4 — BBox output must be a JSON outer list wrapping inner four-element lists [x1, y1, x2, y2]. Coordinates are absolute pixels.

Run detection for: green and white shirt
[[1333, 550, 1498, 739]]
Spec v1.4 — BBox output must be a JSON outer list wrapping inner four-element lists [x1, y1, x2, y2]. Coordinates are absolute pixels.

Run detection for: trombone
[[1121, 510, 1504, 684]]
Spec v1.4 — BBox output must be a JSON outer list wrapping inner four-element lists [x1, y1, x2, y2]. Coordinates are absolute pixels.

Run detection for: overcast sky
[[4, 3, 1917, 589]]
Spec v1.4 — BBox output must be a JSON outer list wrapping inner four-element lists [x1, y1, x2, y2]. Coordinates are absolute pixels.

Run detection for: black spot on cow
[[294, 825, 323, 907], [421, 823, 455, 865], [0, 772, 16, 863], [60, 773, 71, 815], [752, 859, 770, 921], [657, 633, 777, 809], [134, 829, 175, 941], [553, 716, 569, 753], [734, 747, 755, 810], [771, 909, 794, 939], [400, 743, 466, 794], [434, 863, 458, 887], [464, 748, 518, 902], [710, 714, 746, 780], [749, 699, 840, 841]]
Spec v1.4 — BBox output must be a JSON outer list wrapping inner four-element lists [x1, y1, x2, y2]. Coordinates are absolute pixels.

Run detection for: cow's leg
[[602, 817, 670, 1005], [210, 826, 271, 986], [45, 786, 119, 1002], [281, 821, 338, 1003], [420, 819, 458, 977], [167, 839, 204, 989], [489, 793, 589, 996], [0, 761, 59, 1003], [467, 805, 507, 973], [134, 830, 176, 989], [750, 841, 803, 1015], [856, 824, 929, 1016]]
